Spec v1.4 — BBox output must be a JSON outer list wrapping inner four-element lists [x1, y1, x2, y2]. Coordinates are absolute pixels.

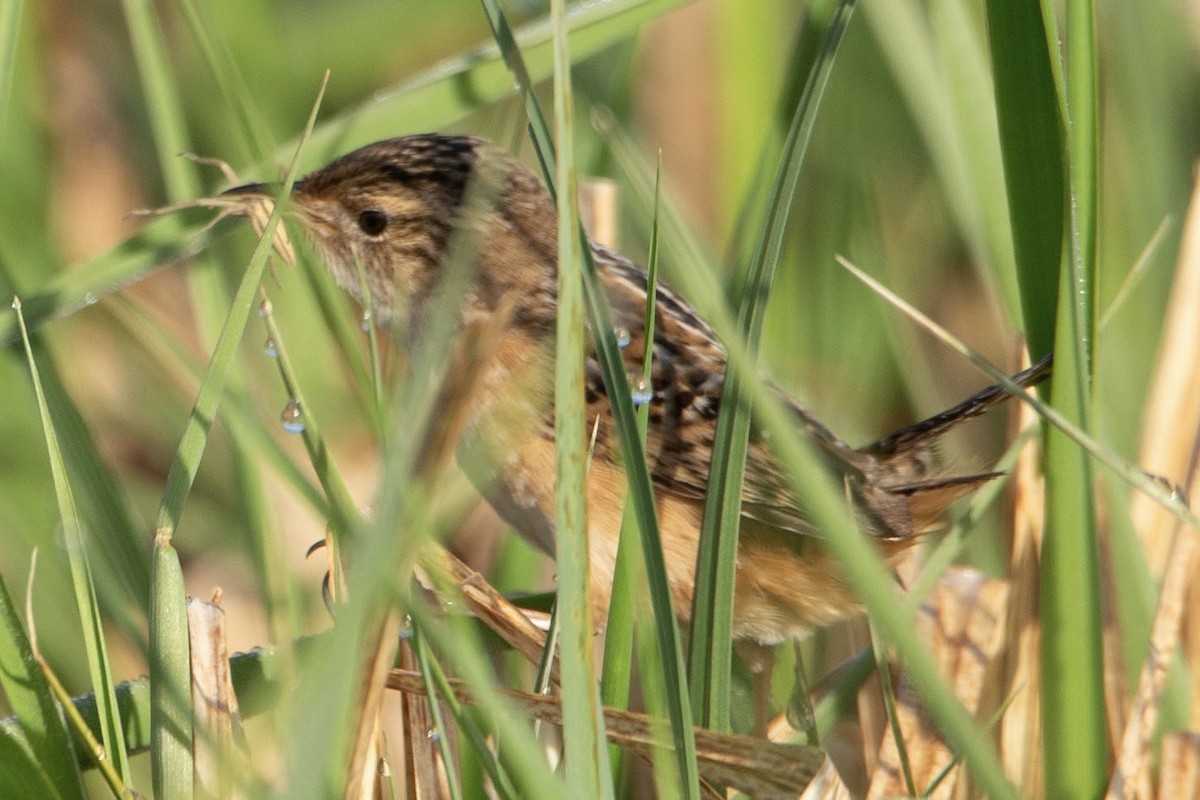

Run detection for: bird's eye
[[357, 209, 388, 236]]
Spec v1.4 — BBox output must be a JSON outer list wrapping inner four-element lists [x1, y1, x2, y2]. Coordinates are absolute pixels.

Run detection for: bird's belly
[[464, 435, 866, 645]]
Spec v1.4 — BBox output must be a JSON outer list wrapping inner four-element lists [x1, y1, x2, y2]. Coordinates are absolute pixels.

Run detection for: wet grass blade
[[600, 159, 662, 788], [688, 0, 857, 733], [153, 75, 326, 539], [144, 78, 324, 794], [549, 1, 613, 795], [480, 0, 701, 792], [1043, 0, 1107, 794]]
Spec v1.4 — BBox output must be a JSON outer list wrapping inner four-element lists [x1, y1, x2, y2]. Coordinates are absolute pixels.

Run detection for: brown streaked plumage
[[229, 134, 1050, 646]]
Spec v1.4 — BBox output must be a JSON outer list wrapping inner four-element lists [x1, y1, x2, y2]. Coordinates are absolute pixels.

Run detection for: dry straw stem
[[1130, 169, 1200, 576], [383, 669, 824, 799], [419, 548, 560, 687], [867, 570, 1010, 799], [798, 759, 854, 800], [396, 641, 452, 800], [999, 364, 1046, 797], [1107, 521, 1198, 799], [187, 595, 250, 800], [1157, 732, 1200, 800], [1107, 168, 1200, 799], [345, 611, 405, 800]]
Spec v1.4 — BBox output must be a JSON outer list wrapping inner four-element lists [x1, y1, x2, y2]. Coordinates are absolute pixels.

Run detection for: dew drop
[[264, 336, 278, 358], [280, 399, 305, 434], [360, 310, 373, 332], [258, 299, 272, 318], [615, 327, 632, 349], [630, 375, 652, 406], [426, 729, 441, 742]]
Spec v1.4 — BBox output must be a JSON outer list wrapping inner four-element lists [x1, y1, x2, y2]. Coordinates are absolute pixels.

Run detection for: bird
[[226, 133, 1050, 649]]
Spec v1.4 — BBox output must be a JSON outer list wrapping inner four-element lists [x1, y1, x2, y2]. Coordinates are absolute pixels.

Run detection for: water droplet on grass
[[280, 399, 305, 433]]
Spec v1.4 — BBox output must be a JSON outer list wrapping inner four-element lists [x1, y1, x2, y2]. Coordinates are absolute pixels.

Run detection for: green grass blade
[[0, 0, 22, 143], [144, 79, 323, 794], [12, 297, 132, 785], [148, 537, 192, 800], [1042, 411, 1105, 793], [411, 634, 465, 800], [149, 220, 274, 533], [988, 6, 1107, 791], [0, 260, 153, 613], [1040, 0, 1107, 796], [550, 1, 612, 795], [688, 0, 857, 733], [600, 159, 662, 787], [153, 76, 326, 539], [256, 296, 361, 544], [408, 602, 562, 800], [984, 0, 1065, 361], [123, 0, 291, 667], [0, 212, 209, 346], [38, 371, 152, 611], [0, 571, 83, 800], [480, 1, 700, 793], [0, 730, 63, 800], [106, 295, 332, 521]]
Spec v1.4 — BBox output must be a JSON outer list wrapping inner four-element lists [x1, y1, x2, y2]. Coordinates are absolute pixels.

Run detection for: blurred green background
[[0, 0, 1196, 786]]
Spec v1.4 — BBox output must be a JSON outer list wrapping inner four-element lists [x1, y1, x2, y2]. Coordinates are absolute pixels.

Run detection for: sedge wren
[[229, 134, 1048, 648]]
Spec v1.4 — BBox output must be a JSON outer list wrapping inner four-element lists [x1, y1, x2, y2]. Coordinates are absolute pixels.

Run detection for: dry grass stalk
[[420, 548, 559, 686], [1129, 168, 1200, 576], [396, 642, 451, 800], [798, 758, 854, 800], [999, 363, 1046, 798], [1157, 731, 1200, 800], [384, 667, 824, 798], [188, 593, 250, 799], [1106, 521, 1198, 800], [1189, 575, 1200, 732], [345, 611, 404, 800], [866, 569, 1009, 799], [1105, 165, 1200, 799], [579, 178, 620, 249]]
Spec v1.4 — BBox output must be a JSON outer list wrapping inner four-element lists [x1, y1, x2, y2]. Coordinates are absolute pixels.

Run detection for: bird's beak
[[218, 182, 300, 266], [221, 182, 276, 198]]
